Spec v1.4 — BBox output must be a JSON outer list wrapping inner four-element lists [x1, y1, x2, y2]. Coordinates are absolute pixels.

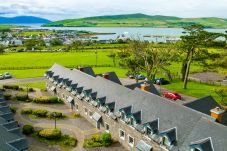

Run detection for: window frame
[[119, 129, 125, 140], [128, 135, 134, 147]]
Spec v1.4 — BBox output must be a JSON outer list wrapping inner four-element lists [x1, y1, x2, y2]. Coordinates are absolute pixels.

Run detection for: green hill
[[43, 13, 227, 28]]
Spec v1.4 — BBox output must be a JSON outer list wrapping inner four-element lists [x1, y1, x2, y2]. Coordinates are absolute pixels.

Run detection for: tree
[[50, 38, 63, 46], [24, 39, 45, 50], [180, 24, 222, 89], [0, 44, 5, 54], [214, 88, 227, 106], [107, 52, 117, 67], [119, 39, 176, 81]]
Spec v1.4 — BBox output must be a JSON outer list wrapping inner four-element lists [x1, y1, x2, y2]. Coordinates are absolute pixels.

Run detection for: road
[[0, 77, 45, 84]]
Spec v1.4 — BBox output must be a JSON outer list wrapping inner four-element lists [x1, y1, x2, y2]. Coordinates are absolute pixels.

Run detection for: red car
[[163, 92, 181, 100]]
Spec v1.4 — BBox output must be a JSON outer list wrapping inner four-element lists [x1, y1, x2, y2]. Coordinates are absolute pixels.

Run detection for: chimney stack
[[210, 107, 225, 123], [102, 73, 109, 79], [140, 82, 150, 92]]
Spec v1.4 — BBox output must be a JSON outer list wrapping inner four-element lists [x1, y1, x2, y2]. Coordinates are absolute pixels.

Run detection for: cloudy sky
[[0, 0, 227, 20]]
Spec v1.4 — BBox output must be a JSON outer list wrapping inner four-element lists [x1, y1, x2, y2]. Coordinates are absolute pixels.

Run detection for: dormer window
[[160, 127, 177, 148], [189, 137, 214, 151], [121, 112, 125, 121], [146, 127, 152, 136]]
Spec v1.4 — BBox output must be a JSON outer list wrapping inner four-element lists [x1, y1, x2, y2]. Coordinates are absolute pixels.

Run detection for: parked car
[[154, 78, 170, 85], [3, 72, 12, 79], [0, 74, 3, 80], [135, 74, 146, 80], [128, 74, 135, 79], [163, 92, 181, 100]]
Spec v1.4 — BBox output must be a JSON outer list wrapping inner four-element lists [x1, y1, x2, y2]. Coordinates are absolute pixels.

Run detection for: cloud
[[0, 0, 227, 20]]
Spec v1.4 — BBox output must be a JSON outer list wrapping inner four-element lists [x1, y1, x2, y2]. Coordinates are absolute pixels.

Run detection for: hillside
[[44, 13, 227, 28], [0, 16, 51, 24]]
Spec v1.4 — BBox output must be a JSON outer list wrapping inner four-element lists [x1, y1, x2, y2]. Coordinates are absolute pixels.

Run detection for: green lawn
[[162, 79, 225, 104]]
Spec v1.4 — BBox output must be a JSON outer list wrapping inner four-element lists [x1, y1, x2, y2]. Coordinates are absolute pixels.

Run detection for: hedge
[[3, 94, 12, 100], [39, 129, 62, 139], [23, 124, 34, 135], [21, 108, 33, 114], [32, 109, 48, 117], [32, 96, 63, 104], [9, 105, 16, 113], [15, 93, 29, 102], [83, 133, 112, 148], [3, 85, 19, 90]]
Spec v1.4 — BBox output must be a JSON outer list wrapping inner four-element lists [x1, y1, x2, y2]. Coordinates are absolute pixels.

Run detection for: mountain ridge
[[0, 16, 51, 24], [43, 13, 227, 28]]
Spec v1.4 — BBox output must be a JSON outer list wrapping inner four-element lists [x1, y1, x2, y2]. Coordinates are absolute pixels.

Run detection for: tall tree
[[180, 25, 221, 89], [119, 39, 176, 81]]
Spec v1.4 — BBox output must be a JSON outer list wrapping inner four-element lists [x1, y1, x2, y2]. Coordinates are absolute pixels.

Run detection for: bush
[[32, 96, 63, 104], [83, 133, 113, 148], [62, 135, 77, 146], [9, 105, 16, 113], [49, 112, 63, 119], [73, 113, 81, 118], [28, 88, 35, 92], [3, 85, 19, 90], [32, 109, 48, 117], [3, 94, 12, 100], [101, 133, 112, 147], [39, 129, 61, 139], [23, 124, 34, 135], [15, 93, 29, 102], [21, 108, 33, 114]]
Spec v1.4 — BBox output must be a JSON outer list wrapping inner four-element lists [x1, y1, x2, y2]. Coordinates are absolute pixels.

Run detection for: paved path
[[0, 77, 45, 84]]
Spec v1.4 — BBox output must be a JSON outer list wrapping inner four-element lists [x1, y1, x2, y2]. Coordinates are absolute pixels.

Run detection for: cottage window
[[84, 108, 88, 115], [163, 136, 171, 146], [75, 104, 79, 111], [146, 127, 152, 136], [105, 123, 110, 132], [128, 135, 134, 146], [119, 129, 125, 140], [89, 110, 93, 118], [121, 112, 125, 121]]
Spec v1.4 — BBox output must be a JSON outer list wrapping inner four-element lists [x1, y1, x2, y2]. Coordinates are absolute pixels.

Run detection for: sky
[[0, 0, 227, 21]]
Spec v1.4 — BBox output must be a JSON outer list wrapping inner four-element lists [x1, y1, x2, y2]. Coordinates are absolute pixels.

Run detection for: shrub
[[28, 88, 35, 92], [32, 96, 62, 104], [32, 109, 48, 117], [3, 85, 19, 90], [3, 94, 12, 100], [15, 93, 29, 102], [73, 113, 81, 118], [101, 133, 112, 147], [9, 105, 16, 113], [49, 112, 63, 119], [21, 108, 33, 114], [62, 135, 77, 146], [23, 124, 34, 135], [39, 129, 61, 139], [91, 134, 102, 142]]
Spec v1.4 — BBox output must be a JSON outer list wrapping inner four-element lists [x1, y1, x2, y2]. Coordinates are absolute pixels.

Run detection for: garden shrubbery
[[3, 85, 19, 90], [3, 93, 12, 100], [20, 108, 65, 119], [32, 96, 63, 104], [32, 109, 48, 118], [83, 133, 113, 148], [39, 129, 62, 139], [23, 124, 34, 135], [9, 105, 16, 113], [15, 93, 29, 102], [21, 108, 33, 114]]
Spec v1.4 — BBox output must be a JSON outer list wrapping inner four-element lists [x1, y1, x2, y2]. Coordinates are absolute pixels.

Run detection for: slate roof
[[47, 64, 227, 151], [97, 72, 122, 85], [184, 96, 221, 115], [125, 81, 160, 96], [0, 91, 28, 151]]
